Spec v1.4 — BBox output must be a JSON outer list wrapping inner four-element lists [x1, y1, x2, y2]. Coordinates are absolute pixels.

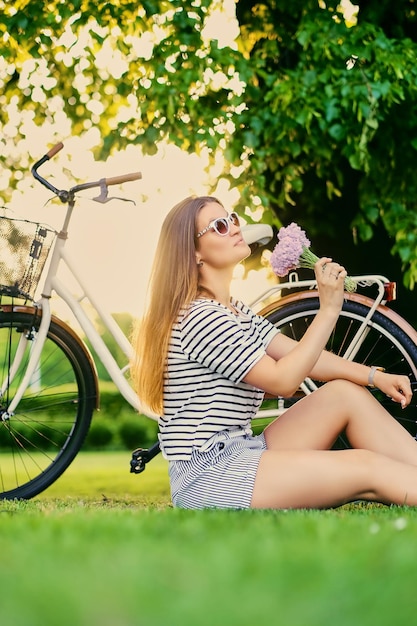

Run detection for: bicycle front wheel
[[0, 308, 97, 499], [264, 298, 417, 447]]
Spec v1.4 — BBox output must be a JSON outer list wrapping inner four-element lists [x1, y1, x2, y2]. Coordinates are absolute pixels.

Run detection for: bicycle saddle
[[241, 223, 273, 248]]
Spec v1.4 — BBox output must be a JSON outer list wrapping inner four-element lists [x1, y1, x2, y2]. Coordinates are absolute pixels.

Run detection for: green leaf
[[328, 124, 346, 141]]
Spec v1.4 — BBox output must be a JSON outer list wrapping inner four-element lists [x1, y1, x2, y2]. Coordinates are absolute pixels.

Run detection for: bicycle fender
[[259, 290, 417, 345]]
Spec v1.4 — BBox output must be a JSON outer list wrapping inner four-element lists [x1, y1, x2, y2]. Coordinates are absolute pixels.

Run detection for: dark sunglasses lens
[[230, 212, 239, 226], [214, 218, 229, 235]]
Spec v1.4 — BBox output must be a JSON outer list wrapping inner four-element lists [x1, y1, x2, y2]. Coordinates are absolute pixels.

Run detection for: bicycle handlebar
[[31, 142, 142, 203], [46, 142, 64, 159], [104, 172, 142, 186]]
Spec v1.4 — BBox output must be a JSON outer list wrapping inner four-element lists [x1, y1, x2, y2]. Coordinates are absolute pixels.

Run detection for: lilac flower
[[270, 235, 304, 276], [270, 222, 356, 292], [278, 223, 311, 249]]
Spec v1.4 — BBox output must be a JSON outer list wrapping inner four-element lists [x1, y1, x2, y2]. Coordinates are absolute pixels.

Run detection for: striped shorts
[[168, 431, 267, 509]]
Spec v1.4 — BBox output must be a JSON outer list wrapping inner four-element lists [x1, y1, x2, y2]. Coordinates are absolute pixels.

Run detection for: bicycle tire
[[0, 308, 97, 499], [263, 298, 417, 448]]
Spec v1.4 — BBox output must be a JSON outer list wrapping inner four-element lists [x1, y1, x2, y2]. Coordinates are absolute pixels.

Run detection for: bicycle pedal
[[130, 448, 147, 474]]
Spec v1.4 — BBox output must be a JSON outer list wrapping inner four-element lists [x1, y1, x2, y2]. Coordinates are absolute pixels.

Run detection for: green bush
[[0, 388, 160, 452], [98, 388, 135, 418], [118, 416, 158, 450], [84, 418, 115, 449]]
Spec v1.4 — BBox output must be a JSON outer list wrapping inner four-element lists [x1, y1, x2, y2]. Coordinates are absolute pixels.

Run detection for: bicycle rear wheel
[[264, 298, 417, 447], [0, 307, 97, 499]]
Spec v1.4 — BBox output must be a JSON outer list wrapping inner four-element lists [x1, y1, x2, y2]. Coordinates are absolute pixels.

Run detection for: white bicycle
[[1, 144, 417, 499]]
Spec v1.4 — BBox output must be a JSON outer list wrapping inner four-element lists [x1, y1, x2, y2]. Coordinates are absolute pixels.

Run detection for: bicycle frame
[[4, 194, 150, 419], [2, 162, 276, 421]]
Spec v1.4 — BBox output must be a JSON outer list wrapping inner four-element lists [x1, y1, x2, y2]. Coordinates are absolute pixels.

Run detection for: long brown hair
[[131, 195, 222, 415]]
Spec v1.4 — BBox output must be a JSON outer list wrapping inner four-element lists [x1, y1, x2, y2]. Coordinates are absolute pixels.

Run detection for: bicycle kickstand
[[130, 441, 161, 474]]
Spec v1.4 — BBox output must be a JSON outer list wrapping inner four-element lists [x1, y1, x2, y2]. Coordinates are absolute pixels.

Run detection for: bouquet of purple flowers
[[270, 222, 356, 292]]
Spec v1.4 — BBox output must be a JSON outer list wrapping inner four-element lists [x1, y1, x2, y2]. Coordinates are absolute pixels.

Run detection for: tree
[[235, 1, 417, 292], [1, 0, 417, 294]]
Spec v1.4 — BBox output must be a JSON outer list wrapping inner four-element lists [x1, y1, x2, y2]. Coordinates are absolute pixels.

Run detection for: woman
[[132, 195, 417, 509]]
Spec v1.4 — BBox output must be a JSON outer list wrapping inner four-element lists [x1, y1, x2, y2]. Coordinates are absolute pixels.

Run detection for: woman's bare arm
[[243, 258, 412, 407]]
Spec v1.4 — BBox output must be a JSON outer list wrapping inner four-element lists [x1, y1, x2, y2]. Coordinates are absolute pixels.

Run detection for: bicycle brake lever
[[93, 179, 136, 204]]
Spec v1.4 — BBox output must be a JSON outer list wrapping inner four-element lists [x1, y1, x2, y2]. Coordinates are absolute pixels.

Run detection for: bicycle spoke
[[263, 298, 417, 447], [0, 310, 96, 499]]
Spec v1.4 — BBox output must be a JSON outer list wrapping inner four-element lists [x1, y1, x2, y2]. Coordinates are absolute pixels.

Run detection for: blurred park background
[[2, 7, 417, 623], [1, 0, 417, 447]]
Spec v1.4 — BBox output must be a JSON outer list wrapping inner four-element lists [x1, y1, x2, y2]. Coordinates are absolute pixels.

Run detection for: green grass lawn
[[37, 449, 171, 506], [1, 452, 417, 626]]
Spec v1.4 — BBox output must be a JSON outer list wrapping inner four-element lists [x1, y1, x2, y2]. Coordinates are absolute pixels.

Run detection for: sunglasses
[[196, 212, 240, 238]]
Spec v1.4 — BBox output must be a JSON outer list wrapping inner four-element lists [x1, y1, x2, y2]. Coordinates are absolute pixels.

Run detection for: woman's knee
[[325, 378, 362, 394], [348, 447, 378, 466], [347, 448, 384, 489], [322, 378, 369, 404]]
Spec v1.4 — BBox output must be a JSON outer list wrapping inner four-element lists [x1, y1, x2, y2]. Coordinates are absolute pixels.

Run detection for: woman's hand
[[244, 257, 352, 397], [314, 257, 347, 316], [373, 370, 413, 409]]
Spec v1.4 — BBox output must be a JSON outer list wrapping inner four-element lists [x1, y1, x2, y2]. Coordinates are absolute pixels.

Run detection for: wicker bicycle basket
[[0, 215, 56, 300]]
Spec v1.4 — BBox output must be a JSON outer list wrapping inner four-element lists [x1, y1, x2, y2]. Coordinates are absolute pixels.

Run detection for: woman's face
[[195, 202, 251, 269]]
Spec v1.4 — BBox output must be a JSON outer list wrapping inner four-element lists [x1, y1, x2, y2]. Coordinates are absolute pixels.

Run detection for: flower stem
[[299, 247, 356, 292]]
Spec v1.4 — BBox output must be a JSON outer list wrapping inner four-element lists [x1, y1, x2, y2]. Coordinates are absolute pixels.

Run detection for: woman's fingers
[[315, 258, 346, 284]]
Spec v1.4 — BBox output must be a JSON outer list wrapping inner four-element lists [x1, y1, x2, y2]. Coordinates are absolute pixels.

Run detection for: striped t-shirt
[[159, 298, 279, 460]]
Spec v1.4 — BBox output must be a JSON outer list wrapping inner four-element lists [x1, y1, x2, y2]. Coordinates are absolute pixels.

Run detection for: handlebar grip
[[46, 142, 64, 159], [104, 172, 142, 186]]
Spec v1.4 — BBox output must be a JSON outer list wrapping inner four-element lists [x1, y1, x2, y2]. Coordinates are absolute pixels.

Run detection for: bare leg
[[263, 379, 417, 465], [250, 379, 417, 509], [251, 447, 417, 509]]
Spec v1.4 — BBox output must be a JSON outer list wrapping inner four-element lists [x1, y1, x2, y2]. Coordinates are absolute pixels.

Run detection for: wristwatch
[[368, 366, 385, 388]]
